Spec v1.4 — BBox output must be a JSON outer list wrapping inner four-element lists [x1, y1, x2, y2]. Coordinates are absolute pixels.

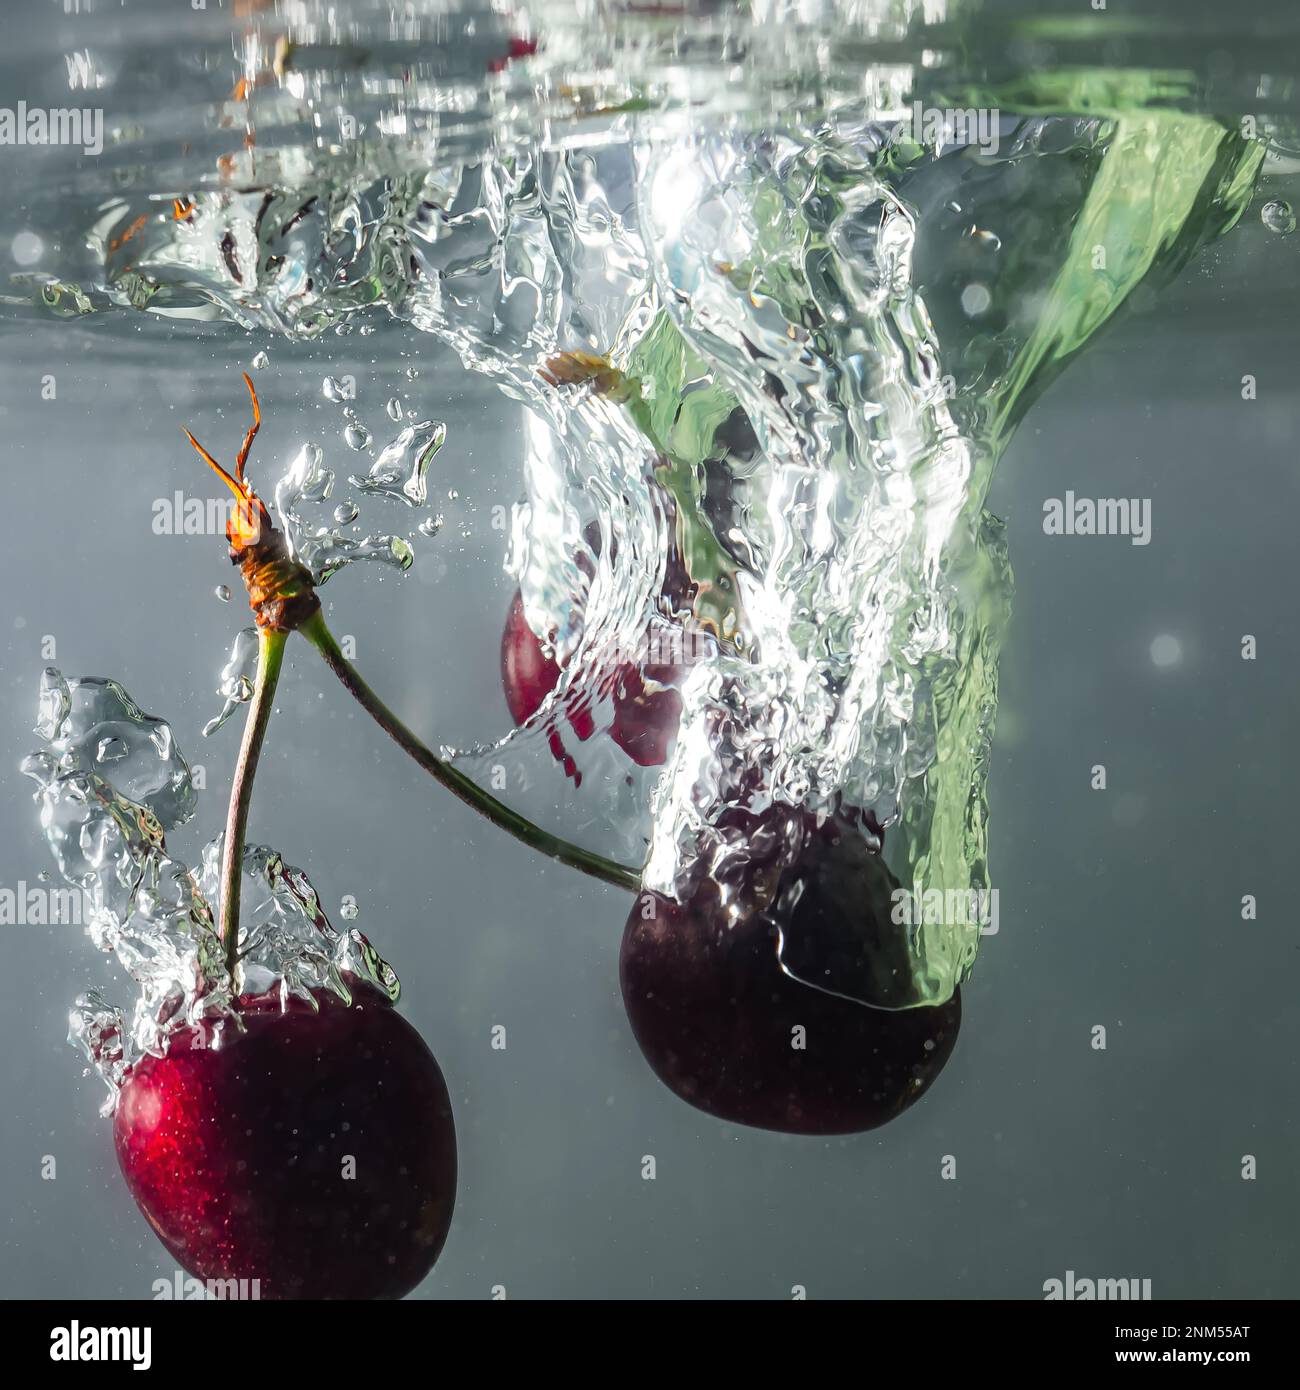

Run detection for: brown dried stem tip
[[183, 373, 320, 633]]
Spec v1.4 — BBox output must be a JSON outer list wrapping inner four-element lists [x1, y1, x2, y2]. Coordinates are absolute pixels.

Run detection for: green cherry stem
[[220, 626, 287, 983], [298, 608, 640, 894]]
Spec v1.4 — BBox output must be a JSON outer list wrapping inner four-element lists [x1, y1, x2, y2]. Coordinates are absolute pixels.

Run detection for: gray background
[[1, 109, 1298, 1304]]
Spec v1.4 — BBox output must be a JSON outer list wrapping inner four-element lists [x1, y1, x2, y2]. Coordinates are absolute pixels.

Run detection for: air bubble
[[961, 282, 992, 316], [203, 628, 260, 737], [1262, 199, 1295, 235], [1149, 634, 1182, 668], [12, 230, 43, 266], [351, 420, 445, 505]]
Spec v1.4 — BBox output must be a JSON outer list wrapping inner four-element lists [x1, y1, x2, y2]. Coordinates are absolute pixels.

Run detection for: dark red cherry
[[608, 665, 683, 767], [500, 589, 680, 771], [113, 984, 457, 1300], [620, 808, 962, 1134]]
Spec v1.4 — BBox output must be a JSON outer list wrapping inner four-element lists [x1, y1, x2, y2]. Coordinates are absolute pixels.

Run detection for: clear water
[[2, 0, 1298, 1299]]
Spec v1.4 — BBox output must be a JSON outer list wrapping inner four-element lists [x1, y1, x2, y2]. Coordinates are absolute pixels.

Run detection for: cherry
[[619, 807, 962, 1134], [114, 984, 456, 1300], [500, 589, 682, 773]]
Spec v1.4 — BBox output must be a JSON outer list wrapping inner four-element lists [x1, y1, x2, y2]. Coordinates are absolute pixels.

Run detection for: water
[[22, 669, 398, 1107], [1, 0, 1298, 1299]]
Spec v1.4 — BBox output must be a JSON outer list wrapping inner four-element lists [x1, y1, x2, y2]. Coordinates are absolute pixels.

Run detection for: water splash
[[3, 1, 1277, 1006], [23, 670, 399, 1108], [351, 420, 447, 506], [273, 430, 429, 582], [203, 627, 259, 737]]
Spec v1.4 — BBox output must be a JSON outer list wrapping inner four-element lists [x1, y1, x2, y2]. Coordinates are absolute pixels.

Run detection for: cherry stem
[[298, 609, 640, 894], [220, 626, 287, 983]]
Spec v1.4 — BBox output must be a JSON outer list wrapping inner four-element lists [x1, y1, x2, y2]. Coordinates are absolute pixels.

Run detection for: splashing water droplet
[[344, 422, 371, 451], [35, 667, 71, 741], [351, 421, 446, 506], [277, 442, 334, 512], [203, 628, 259, 737], [1262, 199, 1296, 234], [24, 670, 199, 837], [334, 501, 359, 525]]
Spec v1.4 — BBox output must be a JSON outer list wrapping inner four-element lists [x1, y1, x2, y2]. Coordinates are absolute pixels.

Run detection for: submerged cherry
[[620, 808, 962, 1134], [500, 589, 681, 771], [114, 984, 456, 1300]]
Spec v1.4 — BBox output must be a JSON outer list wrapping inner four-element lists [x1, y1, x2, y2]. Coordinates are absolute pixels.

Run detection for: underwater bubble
[[961, 282, 992, 316], [35, 667, 71, 741], [386, 396, 403, 421], [251, 350, 269, 369], [1149, 633, 1183, 668], [418, 516, 442, 538], [215, 584, 232, 603], [96, 736, 129, 764], [295, 531, 415, 583], [1261, 199, 1296, 234], [11, 230, 43, 266], [350, 421, 445, 506], [340, 900, 359, 921], [334, 501, 359, 525], [203, 627, 259, 737], [323, 375, 354, 402], [344, 422, 371, 451], [274, 443, 335, 556], [30, 672, 198, 832], [19, 751, 57, 787]]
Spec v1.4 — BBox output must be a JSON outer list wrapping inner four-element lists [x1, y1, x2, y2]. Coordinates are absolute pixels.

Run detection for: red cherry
[[487, 35, 539, 74], [620, 809, 961, 1134], [500, 589, 680, 773], [114, 985, 456, 1300], [501, 590, 564, 728], [608, 667, 682, 767]]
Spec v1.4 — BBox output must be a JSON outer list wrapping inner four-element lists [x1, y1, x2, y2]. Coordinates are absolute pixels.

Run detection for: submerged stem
[[221, 627, 287, 983], [298, 609, 640, 893]]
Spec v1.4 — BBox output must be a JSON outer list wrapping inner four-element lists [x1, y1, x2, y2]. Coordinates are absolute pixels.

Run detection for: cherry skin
[[113, 984, 456, 1300], [501, 589, 681, 770], [620, 810, 962, 1134]]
